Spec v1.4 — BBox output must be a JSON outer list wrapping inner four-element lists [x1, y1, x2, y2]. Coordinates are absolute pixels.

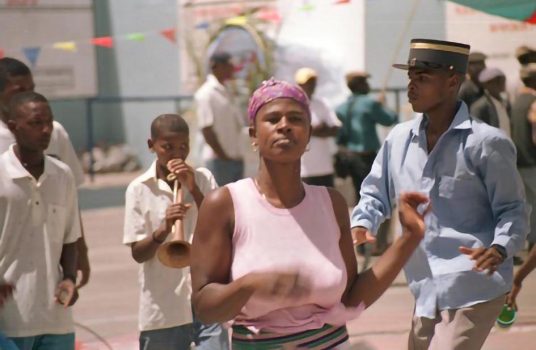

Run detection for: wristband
[[491, 244, 507, 260], [152, 231, 165, 244]]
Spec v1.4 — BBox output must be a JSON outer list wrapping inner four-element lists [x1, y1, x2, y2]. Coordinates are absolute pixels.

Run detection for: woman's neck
[[255, 159, 304, 209]]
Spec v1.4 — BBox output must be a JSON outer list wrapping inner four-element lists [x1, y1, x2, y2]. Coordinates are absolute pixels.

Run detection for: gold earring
[[251, 142, 258, 152]]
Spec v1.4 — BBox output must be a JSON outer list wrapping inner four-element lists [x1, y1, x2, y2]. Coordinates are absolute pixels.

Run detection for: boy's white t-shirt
[[123, 161, 218, 331]]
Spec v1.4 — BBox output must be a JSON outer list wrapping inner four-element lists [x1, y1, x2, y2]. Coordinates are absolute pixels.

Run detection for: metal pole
[[85, 98, 95, 182], [395, 89, 401, 115]]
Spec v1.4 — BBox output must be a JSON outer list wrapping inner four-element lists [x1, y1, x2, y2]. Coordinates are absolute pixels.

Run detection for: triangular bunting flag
[[91, 36, 114, 48], [255, 8, 282, 23], [160, 28, 176, 43], [23, 47, 41, 67], [0, 49, 4, 59], [528, 9, 536, 23], [127, 33, 145, 42], [335, 0, 351, 4], [53, 41, 77, 52]]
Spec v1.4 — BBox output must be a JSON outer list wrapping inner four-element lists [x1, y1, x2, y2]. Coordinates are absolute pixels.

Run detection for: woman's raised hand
[[398, 192, 430, 241]]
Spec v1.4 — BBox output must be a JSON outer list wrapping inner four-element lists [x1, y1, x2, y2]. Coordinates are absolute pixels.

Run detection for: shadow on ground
[[349, 341, 377, 350], [78, 186, 127, 210]]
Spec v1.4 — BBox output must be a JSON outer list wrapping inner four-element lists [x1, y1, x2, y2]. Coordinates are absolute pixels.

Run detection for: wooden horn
[[156, 173, 191, 268]]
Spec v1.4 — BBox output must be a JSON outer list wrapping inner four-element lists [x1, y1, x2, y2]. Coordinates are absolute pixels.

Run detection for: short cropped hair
[[150, 114, 189, 139], [0, 58, 31, 92], [8, 91, 49, 121]]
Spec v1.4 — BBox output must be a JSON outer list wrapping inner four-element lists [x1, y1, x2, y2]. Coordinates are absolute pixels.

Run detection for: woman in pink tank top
[[191, 78, 429, 349]]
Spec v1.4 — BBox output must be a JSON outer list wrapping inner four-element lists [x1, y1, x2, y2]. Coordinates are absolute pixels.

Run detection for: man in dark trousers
[[511, 63, 536, 252]]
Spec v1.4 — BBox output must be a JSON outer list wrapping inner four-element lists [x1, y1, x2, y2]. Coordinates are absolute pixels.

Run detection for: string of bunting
[[0, 27, 178, 66], [0, 0, 353, 66]]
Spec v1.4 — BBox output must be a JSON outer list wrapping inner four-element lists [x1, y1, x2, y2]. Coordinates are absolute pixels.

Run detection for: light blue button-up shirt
[[351, 102, 529, 318]]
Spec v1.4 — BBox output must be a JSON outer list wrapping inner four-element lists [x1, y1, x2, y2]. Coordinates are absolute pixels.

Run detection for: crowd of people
[[0, 38, 535, 350]]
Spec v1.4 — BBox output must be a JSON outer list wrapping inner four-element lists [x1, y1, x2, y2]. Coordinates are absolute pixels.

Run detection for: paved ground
[[72, 173, 536, 349]]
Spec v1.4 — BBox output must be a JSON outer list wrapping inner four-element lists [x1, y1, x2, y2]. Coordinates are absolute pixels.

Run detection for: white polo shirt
[[0, 145, 81, 337], [301, 96, 342, 177], [0, 119, 85, 186], [123, 161, 218, 331], [195, 74, 245, 161]]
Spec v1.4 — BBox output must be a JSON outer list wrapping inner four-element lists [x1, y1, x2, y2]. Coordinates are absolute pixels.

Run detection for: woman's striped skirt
[[231, 324, 350, 349]]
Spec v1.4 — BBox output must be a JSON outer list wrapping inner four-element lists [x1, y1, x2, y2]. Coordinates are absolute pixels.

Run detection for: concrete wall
[[365, 0, 446, 90], [364, 0, 446, 137], [50, 0, 182, 169], [104, 0, 181, 168]]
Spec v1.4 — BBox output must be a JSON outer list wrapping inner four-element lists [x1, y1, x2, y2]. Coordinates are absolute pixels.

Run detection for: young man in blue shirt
[[351, 39, 529, 350]]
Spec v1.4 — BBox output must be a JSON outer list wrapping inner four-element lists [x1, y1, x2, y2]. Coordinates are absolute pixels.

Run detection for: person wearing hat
[[516, 45, 536, 66], [459, 51, 487, 109], [335, 71, 397, 202], [471, 68, 531, 268], [351, 39, 528, 349], [470, 67, 511, 135], [513, 64, 536, 244], [195, 51, 245, 186], [294, 67, 341, 187], [506, 62, 536, 319]]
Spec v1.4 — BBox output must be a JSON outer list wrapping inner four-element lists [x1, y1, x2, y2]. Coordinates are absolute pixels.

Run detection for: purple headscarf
[[247, 78, 310, 124]]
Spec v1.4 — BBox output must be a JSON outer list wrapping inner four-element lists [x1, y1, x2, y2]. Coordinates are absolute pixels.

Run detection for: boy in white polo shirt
[[0, 91, 80, 349], [123, 114, 228, 349]]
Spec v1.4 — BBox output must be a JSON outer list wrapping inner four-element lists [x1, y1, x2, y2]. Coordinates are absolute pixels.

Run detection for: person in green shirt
[[335, 71, 398, 202]]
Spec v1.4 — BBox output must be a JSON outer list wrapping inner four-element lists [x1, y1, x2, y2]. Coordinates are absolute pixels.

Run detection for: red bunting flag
[[91, 36, 114, 48], [160, 28, 176, 43], [256, 8, 281, 23], [0, 49, 4, 59], [335, 0, 351, 4]]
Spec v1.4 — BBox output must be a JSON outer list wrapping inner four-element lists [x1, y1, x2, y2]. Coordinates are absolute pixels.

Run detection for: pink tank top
[[227, 178, 362, 334]]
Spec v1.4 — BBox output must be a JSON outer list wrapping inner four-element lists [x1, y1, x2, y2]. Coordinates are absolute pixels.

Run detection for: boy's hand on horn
[[163, 203, 192, 233]]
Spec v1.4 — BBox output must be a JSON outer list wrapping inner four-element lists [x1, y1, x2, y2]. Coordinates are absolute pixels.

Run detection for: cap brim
[[392, 63, 409, 70]]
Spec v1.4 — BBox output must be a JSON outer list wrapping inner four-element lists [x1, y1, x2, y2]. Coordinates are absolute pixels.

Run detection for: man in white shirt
[[195, 52, 244, 186], [294, 67, 341, 187], [0, 91, 81, 349], [471, 67, 511, 137], [0, 57, 90, 287]]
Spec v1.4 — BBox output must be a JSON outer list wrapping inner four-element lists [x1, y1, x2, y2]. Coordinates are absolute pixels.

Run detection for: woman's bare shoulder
[[202, 186, 234, 211]]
